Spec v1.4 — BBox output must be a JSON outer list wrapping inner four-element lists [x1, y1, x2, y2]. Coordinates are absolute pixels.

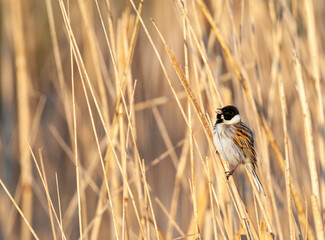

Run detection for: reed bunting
[[213, 105, 266, 196]]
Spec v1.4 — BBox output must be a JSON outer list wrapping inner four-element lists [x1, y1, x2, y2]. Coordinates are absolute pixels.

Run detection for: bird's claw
[[225, 169, 235, 180]]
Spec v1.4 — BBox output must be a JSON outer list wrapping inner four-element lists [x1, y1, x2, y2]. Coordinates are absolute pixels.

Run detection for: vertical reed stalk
[[304, 0, 325, 209], [294, 51, 324, 240], [10, 0, 32, 239], [3, 0, 325, 239], [278, 77, 294, 239]]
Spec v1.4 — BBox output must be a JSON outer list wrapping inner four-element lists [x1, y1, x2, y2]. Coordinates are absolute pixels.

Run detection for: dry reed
[[0, 0, 324, 239]]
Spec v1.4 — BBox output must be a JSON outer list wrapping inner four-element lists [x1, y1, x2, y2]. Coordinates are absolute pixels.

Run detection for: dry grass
[[0, 0, 325, 239]]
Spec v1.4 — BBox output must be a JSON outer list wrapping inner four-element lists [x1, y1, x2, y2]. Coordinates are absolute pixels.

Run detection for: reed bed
[[0, 0, 325, 239]]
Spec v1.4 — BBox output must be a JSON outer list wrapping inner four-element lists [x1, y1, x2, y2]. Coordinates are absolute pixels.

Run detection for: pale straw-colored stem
[[278, 77, 294, 239], [149, 17, 258, 240], [10, 0, 32, 239], [58, 1, 146, 237], [293, 51, 324, 240], [0, 179, 39, 240], [304, 0, 325, 210]]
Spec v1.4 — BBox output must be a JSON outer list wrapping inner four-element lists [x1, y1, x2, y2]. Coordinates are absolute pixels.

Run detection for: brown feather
[[232, 122, 257, 169]]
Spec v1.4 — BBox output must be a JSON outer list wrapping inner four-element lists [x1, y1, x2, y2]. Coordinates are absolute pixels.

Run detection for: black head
[[221, 105, 239, 120], [216, 105, 240, 124]]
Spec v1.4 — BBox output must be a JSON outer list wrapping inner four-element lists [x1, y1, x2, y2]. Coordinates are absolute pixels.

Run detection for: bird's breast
[[213, 124, 245, 165]]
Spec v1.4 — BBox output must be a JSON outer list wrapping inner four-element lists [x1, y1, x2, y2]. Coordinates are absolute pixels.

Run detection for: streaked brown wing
[[233, 122, 257, 168]]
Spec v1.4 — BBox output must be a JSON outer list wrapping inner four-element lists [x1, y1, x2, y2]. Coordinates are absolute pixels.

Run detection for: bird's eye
[[224, 113, 231, 120]]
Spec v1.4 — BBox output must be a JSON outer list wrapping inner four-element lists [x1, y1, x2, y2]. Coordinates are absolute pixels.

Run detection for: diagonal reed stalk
[[197, 1, 316, 238], [0, 179, 39, 240], [149, 16, 258, 240], [3, 0, 325, 239]]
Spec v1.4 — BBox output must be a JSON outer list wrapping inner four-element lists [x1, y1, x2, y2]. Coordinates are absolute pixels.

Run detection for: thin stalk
[[293, 51, 324, 240], [10, 0, 32, 239], [278, 77, 294, 239]]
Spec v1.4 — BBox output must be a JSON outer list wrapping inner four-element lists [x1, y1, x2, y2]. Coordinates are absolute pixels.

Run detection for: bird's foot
[[225, 164, 239, 180], [225, 170, 235, 180]]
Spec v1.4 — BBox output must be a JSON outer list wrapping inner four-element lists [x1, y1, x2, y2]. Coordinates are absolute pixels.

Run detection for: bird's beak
[[216, 108, 222, 114]]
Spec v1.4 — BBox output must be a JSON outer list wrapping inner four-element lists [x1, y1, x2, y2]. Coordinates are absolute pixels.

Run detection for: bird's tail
[[246, 163, 266, 196]]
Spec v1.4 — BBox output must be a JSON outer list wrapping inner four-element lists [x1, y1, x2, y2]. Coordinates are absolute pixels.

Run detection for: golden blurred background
[[0, 0, 325, 239]]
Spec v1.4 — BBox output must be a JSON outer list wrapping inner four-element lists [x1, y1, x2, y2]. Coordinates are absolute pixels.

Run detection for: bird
[[213, 105, 266, 196]]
